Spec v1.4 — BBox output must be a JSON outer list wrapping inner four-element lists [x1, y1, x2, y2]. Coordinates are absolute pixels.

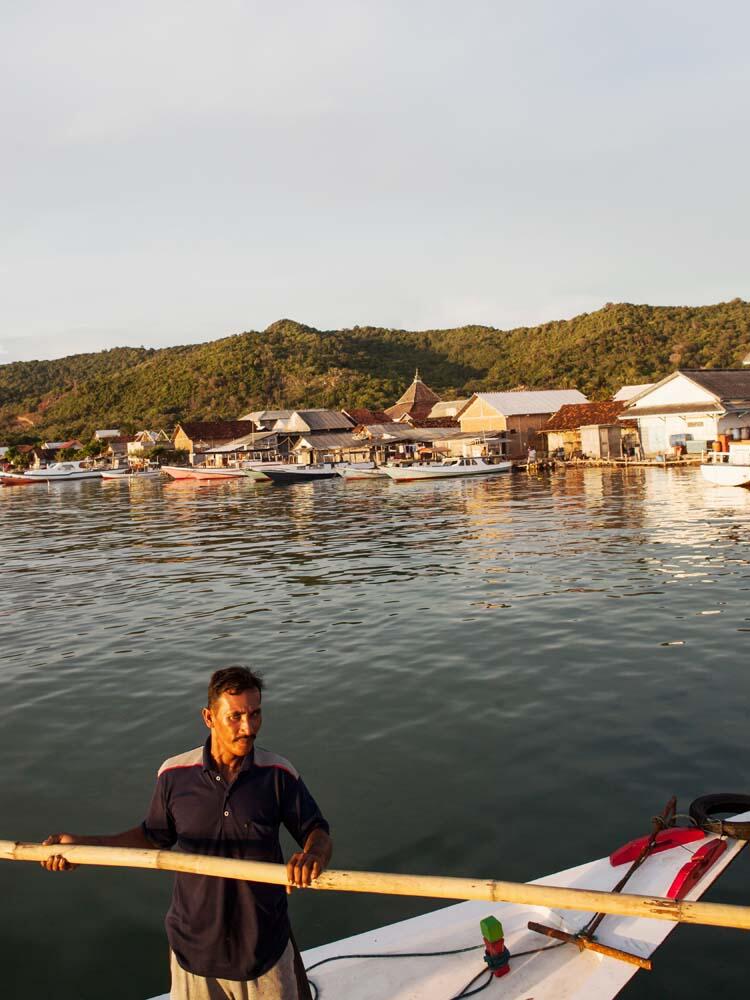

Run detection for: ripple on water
[[2, 469, 750, 999]]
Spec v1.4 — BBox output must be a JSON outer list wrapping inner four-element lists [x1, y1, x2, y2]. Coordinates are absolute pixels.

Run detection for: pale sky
[[2, 1, 749, 363]]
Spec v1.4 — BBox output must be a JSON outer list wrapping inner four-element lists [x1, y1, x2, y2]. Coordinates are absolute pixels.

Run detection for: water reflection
[[1, 468, 750, 1000]]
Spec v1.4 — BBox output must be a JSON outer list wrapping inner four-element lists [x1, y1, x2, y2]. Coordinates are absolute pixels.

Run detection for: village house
[[456, 390, 588, 458], [269, 410, 354, 434], [173, 421, 262, 462], [127, 429, 170, 459], [622, 369, 750, 456], [94, 428, 122, 441], [542, 401, 638, 459], [37, 440, 84, 465], [127, 429, 170, 464], [340, 407, 393, 425], [385, 371, 441, 422], [428, 399, 469, 419], [353, 423, 508, 463], [292, 432, 371, 465], [0, 443, 46, 469], [238, 410, 294, 429], [203, 431, 283, 467], [103, 435, 134, 464]]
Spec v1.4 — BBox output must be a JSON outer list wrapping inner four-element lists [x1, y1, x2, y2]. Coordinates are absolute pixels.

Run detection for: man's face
[[202, 687, 262, 759]]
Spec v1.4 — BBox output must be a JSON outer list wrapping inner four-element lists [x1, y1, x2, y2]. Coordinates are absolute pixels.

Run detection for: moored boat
[[161, 465, 248, 481], [241, 461, 293, 482], [382, 457, 512, 482], [260, 463, 341, 484], [0, 461, 103, 483], [701, 442, 750, 487], [338, 465, 389, 480], [141, 798, 750, 1000], [100, 468, 161, 480]]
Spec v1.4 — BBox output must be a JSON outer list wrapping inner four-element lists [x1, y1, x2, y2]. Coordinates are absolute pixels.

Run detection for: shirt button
[[216, 776, 221, 782], [224, 810, 230, 817]]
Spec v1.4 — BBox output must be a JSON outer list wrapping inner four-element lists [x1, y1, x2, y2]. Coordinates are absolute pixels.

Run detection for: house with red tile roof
[[543, 401, 637, 459], [341, 407, 394, 426]]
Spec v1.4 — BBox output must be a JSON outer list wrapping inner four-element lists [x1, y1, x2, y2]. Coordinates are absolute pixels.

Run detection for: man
[[43, 666, 332, 1000]]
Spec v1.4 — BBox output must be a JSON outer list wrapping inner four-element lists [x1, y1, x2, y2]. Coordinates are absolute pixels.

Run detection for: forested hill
[[2, 300, 750, 442]]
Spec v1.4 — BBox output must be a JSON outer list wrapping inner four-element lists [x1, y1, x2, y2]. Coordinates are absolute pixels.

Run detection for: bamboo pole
[[2, 840, 750, 931]]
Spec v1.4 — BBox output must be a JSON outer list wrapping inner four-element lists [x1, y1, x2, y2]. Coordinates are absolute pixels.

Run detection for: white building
[[623, 370, 750, 455]]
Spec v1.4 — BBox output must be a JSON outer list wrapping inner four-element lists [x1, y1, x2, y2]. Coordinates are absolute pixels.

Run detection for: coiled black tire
[[689, 794, 750, 840]]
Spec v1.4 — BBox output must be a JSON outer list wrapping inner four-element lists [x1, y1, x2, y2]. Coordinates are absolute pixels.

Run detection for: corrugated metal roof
[[205, 431, 279, 453], [357, 425, 504, 443], [238, 410, 293, 422], [461, 390, 588, 417], [294, 433, 365, 450], [681, 369, 750, 401], [626, 369, 750, 410], [299, 410, 354, 431], [620, 402, 724, 417]]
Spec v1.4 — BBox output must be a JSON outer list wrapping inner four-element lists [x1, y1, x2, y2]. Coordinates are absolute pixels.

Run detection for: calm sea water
[[1, 467, 749, 1000]]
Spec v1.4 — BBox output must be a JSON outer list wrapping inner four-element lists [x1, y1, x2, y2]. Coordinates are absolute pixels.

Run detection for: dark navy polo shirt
[[142, 738, 329, 981]]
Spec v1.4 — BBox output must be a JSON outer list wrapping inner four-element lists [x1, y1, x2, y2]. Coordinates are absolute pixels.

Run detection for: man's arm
[[41, 826, 156, 872], [286, 827, 333, 892]]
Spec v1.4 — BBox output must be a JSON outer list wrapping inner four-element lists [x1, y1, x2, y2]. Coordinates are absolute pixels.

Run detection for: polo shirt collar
[[201, 735, 256, 775]]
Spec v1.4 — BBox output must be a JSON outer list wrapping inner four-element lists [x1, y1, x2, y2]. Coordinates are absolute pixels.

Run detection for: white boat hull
[[340, 470, 389, 480], [383, 460, 512, 482], [1, 465, 102, 482], [147, 810, 749, 1000], [301, 814, 748, 1000], [338, 465, 388, 480], [101, 469, 161, 480], [161, 466, 247, 480], [700, 464, 750, 487]]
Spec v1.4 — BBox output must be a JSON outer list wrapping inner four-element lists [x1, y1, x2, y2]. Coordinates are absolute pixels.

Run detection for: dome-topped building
[[385, 370, 441, 422]]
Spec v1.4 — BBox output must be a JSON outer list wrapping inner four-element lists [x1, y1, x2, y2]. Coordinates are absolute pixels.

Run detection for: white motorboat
[[143, 799, 750, 1000], [701, 442, 750, 487], [0, 461, 103, 483], [382, 457, 512, 482]]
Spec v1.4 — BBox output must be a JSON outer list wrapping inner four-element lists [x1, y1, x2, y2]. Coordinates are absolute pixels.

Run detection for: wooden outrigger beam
[[2, 840, 749, 931]]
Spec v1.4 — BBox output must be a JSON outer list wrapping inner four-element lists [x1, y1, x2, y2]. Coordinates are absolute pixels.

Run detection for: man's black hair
[[207, 666, 264, 707]]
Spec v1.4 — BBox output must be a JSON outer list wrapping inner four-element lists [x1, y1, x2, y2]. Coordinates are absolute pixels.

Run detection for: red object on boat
[[483, 936, 510, 978], [666, 839, 728, 900], [609, 828, 706, 867]]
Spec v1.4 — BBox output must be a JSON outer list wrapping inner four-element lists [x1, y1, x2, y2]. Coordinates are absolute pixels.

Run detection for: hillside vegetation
[[2, 300, 750, 442]]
